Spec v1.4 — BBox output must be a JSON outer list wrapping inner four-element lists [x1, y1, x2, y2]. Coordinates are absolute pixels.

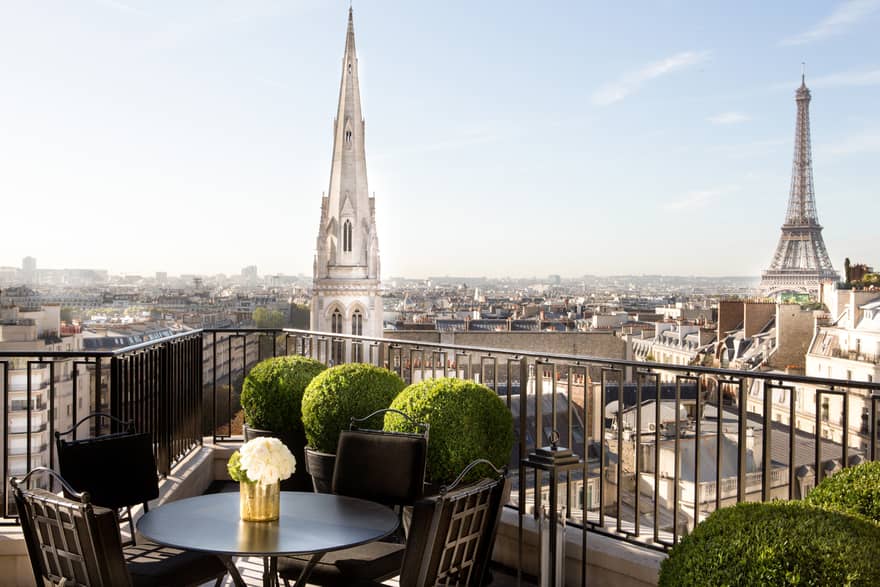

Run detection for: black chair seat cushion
[[125, 540, 227, 587], [277, 541, 406, 586]]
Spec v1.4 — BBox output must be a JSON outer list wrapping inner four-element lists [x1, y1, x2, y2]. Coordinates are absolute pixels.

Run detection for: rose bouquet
[[228, 436, 296, 485], [228, 437, 295, 521]]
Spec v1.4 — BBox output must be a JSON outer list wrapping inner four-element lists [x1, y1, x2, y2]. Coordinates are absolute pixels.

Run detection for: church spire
[[312, 8, 383, 344], [324, 6, 368, 226]]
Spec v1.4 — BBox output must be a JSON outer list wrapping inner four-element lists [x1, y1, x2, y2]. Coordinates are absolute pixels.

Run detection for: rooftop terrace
[[1, 327, 878, 585]]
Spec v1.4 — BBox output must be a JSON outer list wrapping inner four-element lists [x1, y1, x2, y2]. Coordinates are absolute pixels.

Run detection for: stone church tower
[[311, 9, 383, 356]]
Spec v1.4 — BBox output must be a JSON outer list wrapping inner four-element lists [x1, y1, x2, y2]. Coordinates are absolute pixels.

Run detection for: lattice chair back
[[399, 458, 509, 587], [11, 467, 132, 587]]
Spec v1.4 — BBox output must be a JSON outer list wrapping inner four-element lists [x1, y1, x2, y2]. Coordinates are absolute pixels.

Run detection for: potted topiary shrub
[[301, 363, 405, 492], [240, 355, 326, 491], [804, 460, 880, 524], [659, 501, 880, 586], [384, 377, 514, 487]]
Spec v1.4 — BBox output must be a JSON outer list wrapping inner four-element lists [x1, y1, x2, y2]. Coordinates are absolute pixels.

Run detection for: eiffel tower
[[760, 74, 838, 297]]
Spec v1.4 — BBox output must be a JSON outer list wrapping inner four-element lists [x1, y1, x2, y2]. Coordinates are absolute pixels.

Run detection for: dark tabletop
[[137, 492, 399, 557]]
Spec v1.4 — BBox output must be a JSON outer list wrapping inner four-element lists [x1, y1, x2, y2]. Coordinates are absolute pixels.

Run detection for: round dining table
[[137, 491, 400, 587]]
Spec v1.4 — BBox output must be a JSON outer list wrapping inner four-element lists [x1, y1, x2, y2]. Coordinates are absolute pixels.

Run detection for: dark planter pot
[[304, 447, 336, 494], [242, 424, 312, 492]]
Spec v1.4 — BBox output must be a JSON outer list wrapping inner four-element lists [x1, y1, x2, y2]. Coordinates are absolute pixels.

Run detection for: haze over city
[[2, 0, 878, 278]]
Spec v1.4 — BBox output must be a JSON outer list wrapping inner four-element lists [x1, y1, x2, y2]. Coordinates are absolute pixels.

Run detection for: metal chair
[[12, 467, 130, 586], [278, 408, 429, 586], [11, 467, 229, 587], [397, 458, 509, 587], [55, 413, 159, 544], [55, 413, 231, 586]]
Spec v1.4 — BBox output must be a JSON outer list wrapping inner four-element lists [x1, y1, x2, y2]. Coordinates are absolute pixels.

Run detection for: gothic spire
[[314, 8, 379, 282], [324, 7, 369, 224], [311, 7, 383, 341]]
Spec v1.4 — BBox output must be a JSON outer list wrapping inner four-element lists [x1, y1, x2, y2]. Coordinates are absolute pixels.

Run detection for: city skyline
[[2, 1, 879, 278]]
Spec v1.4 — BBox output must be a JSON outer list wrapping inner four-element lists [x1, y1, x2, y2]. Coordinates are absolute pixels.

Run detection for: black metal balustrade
[[0, 330, 204, 519], [250, 328, 880, 551], [4, 327, 880, 555]]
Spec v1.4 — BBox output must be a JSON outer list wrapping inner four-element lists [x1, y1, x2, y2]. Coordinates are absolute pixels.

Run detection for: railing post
[[517, 356, 529, 587], [157, 341, 172, 476], [196, 333, 204, 446], [2, 361, 8, 518], [109, 355, 122, 434], [762, 380, 772, 502]]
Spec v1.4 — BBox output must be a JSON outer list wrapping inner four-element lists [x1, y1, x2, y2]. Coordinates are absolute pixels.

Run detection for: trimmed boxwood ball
[[240, 356, 326, 433], [385, 378, 514, 485], [805, 461, 880, 524], [659, 501, 880, 587], [302, 364, 405, 454]]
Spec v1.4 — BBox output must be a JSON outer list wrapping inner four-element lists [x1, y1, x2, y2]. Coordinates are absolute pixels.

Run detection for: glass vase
[[239, 480, 280, 522]]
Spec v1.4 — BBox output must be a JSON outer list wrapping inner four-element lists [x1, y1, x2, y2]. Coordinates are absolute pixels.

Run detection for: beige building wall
[[771, 304, 815, 371], [385, 330, 626, 360]]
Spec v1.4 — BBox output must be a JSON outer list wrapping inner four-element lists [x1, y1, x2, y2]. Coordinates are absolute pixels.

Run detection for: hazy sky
[[1, 1, 878, 279]]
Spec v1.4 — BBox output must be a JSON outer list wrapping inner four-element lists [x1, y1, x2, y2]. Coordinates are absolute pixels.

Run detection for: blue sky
[[1, 1, 878, 279]]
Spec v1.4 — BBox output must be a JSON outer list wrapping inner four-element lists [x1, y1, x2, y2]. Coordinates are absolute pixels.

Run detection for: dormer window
[[345, 130, 352, 144], [348, 62, 352, 74]]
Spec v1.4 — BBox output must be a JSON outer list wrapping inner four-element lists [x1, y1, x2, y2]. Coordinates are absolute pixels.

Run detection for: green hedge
[[301, 364, 405, 454], [805, 461, 880, 525], [240, 356, 326, 433], [659, 501, 880, 586], [385, 378, 513, 485]]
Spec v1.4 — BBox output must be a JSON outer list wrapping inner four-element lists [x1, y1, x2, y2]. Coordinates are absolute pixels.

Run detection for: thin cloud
[[710, 138, 786, 159], [708, 112, 750, 125], [373, 129, 505, 160], [769, 68, 880, 92], [780, 0, 880, 45], [93, 0, 149, 16], [663, 186, 739, 211], [810, 68, 880, 88], [823, 129, 880, 156], [592, 51, 710, 106]]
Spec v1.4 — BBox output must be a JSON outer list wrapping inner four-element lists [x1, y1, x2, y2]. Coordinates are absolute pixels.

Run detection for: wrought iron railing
[[0, 330, 203, 520], [218, 328, 878, 551], [4, 326, 879, 553]]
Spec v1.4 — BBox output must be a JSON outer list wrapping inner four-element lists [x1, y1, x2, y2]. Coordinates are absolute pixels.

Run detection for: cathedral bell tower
[[311, 8, 383, 360]]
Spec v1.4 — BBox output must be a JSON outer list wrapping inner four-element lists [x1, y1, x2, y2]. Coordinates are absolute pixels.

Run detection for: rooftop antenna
[[801, 61, 806, 84]]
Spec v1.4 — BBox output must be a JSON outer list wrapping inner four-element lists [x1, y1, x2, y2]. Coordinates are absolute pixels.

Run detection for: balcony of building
[[2, 328, 879, 585]]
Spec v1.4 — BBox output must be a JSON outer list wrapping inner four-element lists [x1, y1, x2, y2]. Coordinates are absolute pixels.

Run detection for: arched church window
[[343, 220, 353, 252], [331, 308, 343, 364], [352, 309, 363, 362], [352, 310, 363, 336], [345, 130, 352, 144]]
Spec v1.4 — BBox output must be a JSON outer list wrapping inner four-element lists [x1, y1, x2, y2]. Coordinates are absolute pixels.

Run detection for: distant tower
[[760, 74, 838, 297], [21, 256, 36, 286], [311, 8, 383, 359]]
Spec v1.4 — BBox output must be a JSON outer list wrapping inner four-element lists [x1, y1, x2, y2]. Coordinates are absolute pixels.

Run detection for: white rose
[[239, 437, 296, 485]]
